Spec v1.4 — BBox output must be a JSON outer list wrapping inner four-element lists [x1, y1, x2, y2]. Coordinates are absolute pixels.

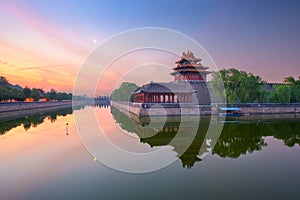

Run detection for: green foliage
[[273, 85, 292, 103], [0, 76, 25, 101], [56, 92, 72, 100], [211, 69, 300, 104], [111, 82, 139, 102], [284, 76, 295, 84], [31, 88, 41, 101], [211, 68, 262, 104], [258, 86, 271, 103], [284, 76, 300, 103], [47, 89, 57, 100], [0, 76, 9, 86], [210, 71, 226, 103], [23, 86, 32, 98], [0, 76, 72, 101]]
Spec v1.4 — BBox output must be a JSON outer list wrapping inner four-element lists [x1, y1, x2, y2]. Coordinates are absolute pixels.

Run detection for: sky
[[0, 0, 299, 94]]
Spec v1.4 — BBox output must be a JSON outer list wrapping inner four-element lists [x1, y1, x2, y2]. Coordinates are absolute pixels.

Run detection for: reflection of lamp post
[[66, 123, 69, 135]]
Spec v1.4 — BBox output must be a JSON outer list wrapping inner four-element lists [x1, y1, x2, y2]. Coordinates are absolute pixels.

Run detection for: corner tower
[[171, 51, 211, 82]]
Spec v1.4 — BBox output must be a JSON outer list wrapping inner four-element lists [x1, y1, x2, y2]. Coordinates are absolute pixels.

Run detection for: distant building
[[133, 51, 212, 104], [25, 98, 34, 102], [38, 97, 48, 102]]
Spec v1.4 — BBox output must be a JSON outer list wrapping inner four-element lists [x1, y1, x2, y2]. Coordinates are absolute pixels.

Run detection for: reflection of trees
[[48, 112, 57, 122], [213, 119, 300, 158], [111, 106, 300, 166], [0, 108, 73, 135], [213, 123, 267, 158], [111, 106, 210, 168], [272, 121, 300, 147]]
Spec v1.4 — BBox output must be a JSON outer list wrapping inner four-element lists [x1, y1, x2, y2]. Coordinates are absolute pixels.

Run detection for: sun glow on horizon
[[1, 0, 299, 94]]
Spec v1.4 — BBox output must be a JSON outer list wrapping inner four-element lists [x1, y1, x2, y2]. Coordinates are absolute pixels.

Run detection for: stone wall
[[0, 101, 72, 113], [212, 103, 300, 115], [111, 101, 211, 117], [239, 105, 300, 114], [190, 82, 211, 104], [113, 101, 300, 117]]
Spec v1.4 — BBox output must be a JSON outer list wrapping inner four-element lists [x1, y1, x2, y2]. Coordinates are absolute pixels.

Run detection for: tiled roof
[[170, 68, 211, 74], [133, 82, 196, 94]]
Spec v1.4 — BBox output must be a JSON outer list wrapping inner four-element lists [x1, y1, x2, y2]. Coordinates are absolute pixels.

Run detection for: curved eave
[[173, 66, 210, 70], [170, 70, 211, 75]]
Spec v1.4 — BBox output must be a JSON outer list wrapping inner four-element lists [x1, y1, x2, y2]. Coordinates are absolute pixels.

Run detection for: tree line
[[110, 69, 299, 104], [0, 76, 72, 101], [110, 82, 138, 102], [210, 68, 300, 104]]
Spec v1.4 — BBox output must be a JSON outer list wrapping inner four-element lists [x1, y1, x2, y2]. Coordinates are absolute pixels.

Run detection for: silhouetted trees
[[0, 76, 72, 101], [0, 76, 24, 101]]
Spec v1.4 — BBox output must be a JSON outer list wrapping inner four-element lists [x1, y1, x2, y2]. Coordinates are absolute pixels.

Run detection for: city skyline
[[1, 0, 299, 93]]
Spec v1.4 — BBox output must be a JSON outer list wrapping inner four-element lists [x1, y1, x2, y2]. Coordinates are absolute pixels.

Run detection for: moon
[[93, 39, 97, 44]]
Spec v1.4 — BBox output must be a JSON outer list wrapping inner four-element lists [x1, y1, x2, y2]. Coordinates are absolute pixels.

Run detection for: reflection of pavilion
[[111, 106, 300, 166], [111, 106, 211, 168]]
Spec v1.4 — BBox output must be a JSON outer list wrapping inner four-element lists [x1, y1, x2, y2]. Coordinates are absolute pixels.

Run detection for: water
[[0, 106, 300, 200]]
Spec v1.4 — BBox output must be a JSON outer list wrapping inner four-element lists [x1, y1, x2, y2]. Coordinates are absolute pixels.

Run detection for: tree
[[0, 76, 9, 87], [31, 88, 40, 101], [48, 89, 57, 100], [211, 68, 262, 104], [258, 86, 272, 103], [111, 82, 139, 102], [284, 76, 295, 84], [284, 76, 300, 103], [273, 85, 292, 103], [54, 92, 72, 100], [210, 71, 226, 103], [23, 86, 32, 98]]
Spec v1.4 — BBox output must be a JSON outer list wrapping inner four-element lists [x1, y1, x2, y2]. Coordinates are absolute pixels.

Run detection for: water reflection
[[111, 106, 300, 168], [94, 103, 110, 108], [214, 117, 300, 158], [111, 106, 211, 168], [0, 105, 84, 135]]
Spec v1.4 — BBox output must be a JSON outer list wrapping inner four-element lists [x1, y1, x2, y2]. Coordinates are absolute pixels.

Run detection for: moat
[[1, 105, 300, 199]]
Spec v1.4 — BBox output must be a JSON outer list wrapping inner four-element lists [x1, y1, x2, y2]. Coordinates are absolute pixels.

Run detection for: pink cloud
[[1, 1, 91, 60]]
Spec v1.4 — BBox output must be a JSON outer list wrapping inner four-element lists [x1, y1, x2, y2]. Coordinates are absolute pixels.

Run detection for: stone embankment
[[0, 101, 72, 113], [0, 101, 73, 121], [112, 101, 300, 117], [212, 103, 300, 115]]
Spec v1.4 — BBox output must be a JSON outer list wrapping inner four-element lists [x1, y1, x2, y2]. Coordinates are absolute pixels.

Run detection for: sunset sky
[[1, 0, 299, 94]]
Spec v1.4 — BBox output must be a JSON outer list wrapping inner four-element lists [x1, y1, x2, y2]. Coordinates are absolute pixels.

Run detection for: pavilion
[[133, 51, 211, 104]]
